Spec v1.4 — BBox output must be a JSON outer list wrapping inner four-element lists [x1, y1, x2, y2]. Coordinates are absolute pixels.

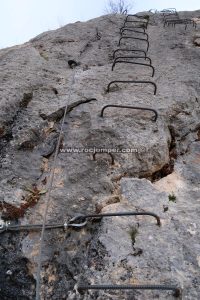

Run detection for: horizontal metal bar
[[120, 26, 146, 33], [163, 13, 179, 19], [121, 28, 149, 40], [125, 14, 150, 22], [106, 80, 157, 95], [77, 284, 181, 297], [113, 49, 147, 59], [164, 19, 193, 25], [70, 211, 161, 226], [100, 105, 158, 121], [112, 60, 155, 76], [164, 18, 195, 29], [114, 56, 152, 65], [124, 20, 148, 29], [118, 36, 149, 51]]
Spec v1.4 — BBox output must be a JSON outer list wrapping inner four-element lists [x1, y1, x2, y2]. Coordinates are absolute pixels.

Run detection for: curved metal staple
[[77, 284, 181, 297], [114, 56, 152, 65], [113, 49, 147, 59], [100, 105, 158, 121], [125, 14, 150, 22], [93, 152, 114, 165], [124, 20, 148, 29], [162, 11, 176, 15], [118, 36, 149, 51], [111, 60, 155, 76], [163, 18, 179, 27], [106, 80, 157, 95], [120, 26, 146, 33], [71, 211, 161, 226], [165, 19, 195, 29], [161, 8, 177, 14], [121, 28, 149, 40], [163, 14, 178, 22]]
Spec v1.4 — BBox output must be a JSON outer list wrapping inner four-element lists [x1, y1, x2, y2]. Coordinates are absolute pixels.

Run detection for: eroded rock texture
[[0, 9, 200, 300]]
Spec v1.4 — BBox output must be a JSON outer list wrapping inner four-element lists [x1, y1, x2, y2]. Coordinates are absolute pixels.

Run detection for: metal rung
[[113, 49, 147, 59], [106, 80, 157, 95], [120, 26, 146, 33], [77, 284, 181, 297], [113, 56, 152, 65], [112, 60, 154, 76], [125, 14, 150, 22], [71, 211, 161, 226], [121, 29, 149, 40], [118, 36, 149, 51], [100, 105, 158, 121], [165, 19, 196, 29]]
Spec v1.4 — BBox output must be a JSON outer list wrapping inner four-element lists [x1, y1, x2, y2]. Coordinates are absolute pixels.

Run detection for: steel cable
[[77, 284, 181, 297], [0, 211, 161, 233], [35, 68, 77, 300]]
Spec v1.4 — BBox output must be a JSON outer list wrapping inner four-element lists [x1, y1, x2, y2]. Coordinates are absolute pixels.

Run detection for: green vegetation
[[40, 51, 49, 61], [168, 193, 177, 202], [129, 227, 138, 244]]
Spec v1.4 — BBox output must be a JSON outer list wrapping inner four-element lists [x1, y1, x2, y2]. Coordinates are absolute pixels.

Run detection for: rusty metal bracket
[[113, 56, 152, 65], [106, 80, 157, 95], [100, 105, 158, 121], [121, 28, 149, 40], [113, 49, 147, 59], [120, 26, 146, 33], [112, 60, 154, 76], [93, 152, 114, 165], [118, 36, 149, 51]]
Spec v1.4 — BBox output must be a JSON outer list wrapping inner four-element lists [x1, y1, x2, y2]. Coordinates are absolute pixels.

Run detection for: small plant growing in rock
[[168, 193, 176, 202], [129, 227, 138, 244], [40, 51, 49, 60]]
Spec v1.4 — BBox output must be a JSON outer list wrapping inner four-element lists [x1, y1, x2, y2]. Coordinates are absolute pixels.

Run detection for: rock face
[[0, 9, 200, 300]]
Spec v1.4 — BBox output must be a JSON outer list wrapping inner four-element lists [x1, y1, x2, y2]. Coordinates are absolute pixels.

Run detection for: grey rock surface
[[0, 9, 200, 300]]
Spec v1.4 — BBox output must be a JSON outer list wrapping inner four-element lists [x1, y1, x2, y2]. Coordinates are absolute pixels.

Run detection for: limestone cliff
[[0, 10, 200, 300]]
